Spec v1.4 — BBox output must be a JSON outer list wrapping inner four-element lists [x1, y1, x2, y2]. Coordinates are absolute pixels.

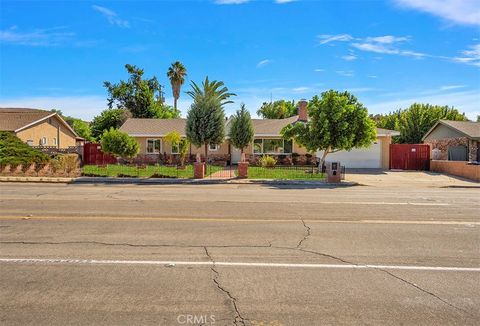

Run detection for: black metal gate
[[206, 163, 236, 179]]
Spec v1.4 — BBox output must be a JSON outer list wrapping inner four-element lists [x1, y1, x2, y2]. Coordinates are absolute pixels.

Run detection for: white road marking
[[1, 258, 479, 272]]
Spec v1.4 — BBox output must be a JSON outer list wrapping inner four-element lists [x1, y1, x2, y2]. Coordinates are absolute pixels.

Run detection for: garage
[[317, 140, 382, 169]]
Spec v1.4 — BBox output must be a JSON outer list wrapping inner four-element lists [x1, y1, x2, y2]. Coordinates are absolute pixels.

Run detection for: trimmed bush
[[260, 155, 277, 168], [0, 131, 50, 167]]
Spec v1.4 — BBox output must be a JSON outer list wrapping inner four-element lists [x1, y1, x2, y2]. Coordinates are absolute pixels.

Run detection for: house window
[[171, 142, 179, 154], [253, 139, 293, 154], [53, 138, 57, 146], [40, 137, 47, 146], [209, 144, 219, 151], [146, 139, 161, 154], [26, 140, 33, 146]]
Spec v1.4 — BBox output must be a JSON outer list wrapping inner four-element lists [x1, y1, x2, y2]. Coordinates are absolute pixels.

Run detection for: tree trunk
[[174, 97, 178, 110], [319, 145, 331, 173], [204, 143, 208, 163]]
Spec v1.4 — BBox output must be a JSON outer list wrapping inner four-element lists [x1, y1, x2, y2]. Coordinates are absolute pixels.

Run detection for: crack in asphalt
[[2, 235, 473, 318], [0, 240, 272, 249], [204, 246, 246, 326], [296, 218, 311, 249]]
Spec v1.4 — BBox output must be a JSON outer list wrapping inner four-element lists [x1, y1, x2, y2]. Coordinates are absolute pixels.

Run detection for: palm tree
[[166, 61, 187, 110], [186, 76, 236, 107]]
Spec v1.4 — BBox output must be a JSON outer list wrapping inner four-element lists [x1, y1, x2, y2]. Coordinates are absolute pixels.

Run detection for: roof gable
[[422, 120, 480, 141]]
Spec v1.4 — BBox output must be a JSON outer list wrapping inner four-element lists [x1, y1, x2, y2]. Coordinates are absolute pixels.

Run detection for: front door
[[231, 146, 242, 164]]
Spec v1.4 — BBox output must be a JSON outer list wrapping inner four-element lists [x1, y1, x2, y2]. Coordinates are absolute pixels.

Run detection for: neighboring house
[[316, 128, 400, 169], [422, 120, 480, 162], [120, 102, 400, 168], [0, 108, 78, 149]]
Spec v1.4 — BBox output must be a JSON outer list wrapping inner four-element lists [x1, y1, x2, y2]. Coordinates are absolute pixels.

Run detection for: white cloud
[[394, 0, 480, 26], [256, 59, 271, 68], [0, 26, 74, 46], [92, 5, 130, 28], [365, 35, 409, 44], [317, 34, 353, 45], [342, 54, 357, 61], [440, 85, 465, 90], [336, 70, 354, 77], [214, 0, 250, 4], [452, 44, 480, 67], [366, 90, 480, 120], [275, 0, 297, 3], [292, 87, 312, 93], [313, 68, 325, 72], [367, 75, 378, 78]]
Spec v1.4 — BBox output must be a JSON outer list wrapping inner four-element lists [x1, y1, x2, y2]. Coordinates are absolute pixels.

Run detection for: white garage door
[[317, 140, 382, 168]]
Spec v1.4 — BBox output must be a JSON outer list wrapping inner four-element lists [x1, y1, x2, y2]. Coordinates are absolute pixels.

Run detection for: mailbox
[[326, 161, 341, 183]]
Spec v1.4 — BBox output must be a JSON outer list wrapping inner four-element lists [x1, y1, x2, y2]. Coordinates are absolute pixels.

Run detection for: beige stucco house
[[120, 102, 399, 168], [0, 108, 78, 148]]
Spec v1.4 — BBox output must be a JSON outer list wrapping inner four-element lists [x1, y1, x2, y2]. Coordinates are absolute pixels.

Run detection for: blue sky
[[0, 0, 479, 120]]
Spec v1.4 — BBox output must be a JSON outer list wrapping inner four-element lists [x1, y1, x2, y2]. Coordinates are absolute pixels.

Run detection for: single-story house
[[0, 108, 78, 149], [120, 102, 400, 168], [422, 120, 479, 162]]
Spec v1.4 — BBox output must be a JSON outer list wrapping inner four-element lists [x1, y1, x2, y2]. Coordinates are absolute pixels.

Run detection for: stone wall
[[430, 160, 480, 182], [425, 137, 469, 161]]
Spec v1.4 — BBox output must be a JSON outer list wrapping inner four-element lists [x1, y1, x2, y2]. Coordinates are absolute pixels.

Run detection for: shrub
[[260, 155, 277, 168], [0, 131, 50, 167], [51, 154, 79, 173], [100, 128, 140, 159]]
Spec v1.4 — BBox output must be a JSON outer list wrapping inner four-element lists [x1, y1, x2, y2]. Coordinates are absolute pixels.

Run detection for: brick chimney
[[297, 100, 308, 121]]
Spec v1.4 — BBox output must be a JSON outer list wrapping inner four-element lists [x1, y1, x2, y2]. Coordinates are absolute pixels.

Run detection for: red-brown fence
[[390, 144, 430, 170], [83, 143, 117, 166]]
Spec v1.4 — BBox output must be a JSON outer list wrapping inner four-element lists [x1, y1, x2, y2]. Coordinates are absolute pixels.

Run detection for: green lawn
[[82, 164, 223, 179], [248, 166, 324, 180]]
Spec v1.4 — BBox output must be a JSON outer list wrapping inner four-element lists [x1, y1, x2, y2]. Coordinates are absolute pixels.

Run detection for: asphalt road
[[0, 182, 479, 325]]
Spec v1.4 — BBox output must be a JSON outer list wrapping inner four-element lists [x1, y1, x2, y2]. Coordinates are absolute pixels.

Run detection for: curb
[[0, 176, 357, 187]]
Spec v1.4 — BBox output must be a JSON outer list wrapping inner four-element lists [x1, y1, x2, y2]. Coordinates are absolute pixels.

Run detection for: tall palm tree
[[186, 76, 236, 107], [167, 61, 187, 110]]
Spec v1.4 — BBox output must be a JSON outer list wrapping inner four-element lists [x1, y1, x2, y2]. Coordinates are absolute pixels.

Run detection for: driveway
[[346, 169, 479, 188]]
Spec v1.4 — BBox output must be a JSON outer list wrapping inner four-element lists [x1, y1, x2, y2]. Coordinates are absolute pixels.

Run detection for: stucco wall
[[16, 116, 76, 148], [423, 125, 464, 141], [430, 160, 480, 182]]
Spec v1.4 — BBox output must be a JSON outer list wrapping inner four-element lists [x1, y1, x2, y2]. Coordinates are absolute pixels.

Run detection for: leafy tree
[[104, 64, 179, 119], [257, 100, 296, 119], [91, 108, 132, 140], [72, 120, 93, 141], [397, 103, 466, 144], [229, 104, 254, 154], [282, 90, 377, 170], [476, 115, 480, 122], [186, 76, 236, 107], [186, 97, 225, 161], [167, 61, 188, 110], [164, 131, 190, 166], [100, 128, 139, 160]]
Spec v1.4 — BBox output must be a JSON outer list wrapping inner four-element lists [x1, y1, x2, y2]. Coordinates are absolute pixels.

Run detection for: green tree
[[167, 61, 188, 110], [282, 90, 377, 170], [91, 108, 132, 140], [476, 115, 479, 122], [104, 64, 179, 119], [100, 128, 139, 160], [186, 97, 225, 161], [397, 103, 466, 144], [164, 131, 189, 166], [257, 100, 296, 119], [229, 104, 254, 154], [72, 120, 93, 141], [186, 76, 236, 107]]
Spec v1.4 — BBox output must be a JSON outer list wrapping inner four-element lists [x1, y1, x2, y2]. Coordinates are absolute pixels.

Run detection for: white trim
[[14, 112, 78, 137], [209, 143, 219, 151], [145, 138, 162, 154], [40, 137, 47, 146]]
